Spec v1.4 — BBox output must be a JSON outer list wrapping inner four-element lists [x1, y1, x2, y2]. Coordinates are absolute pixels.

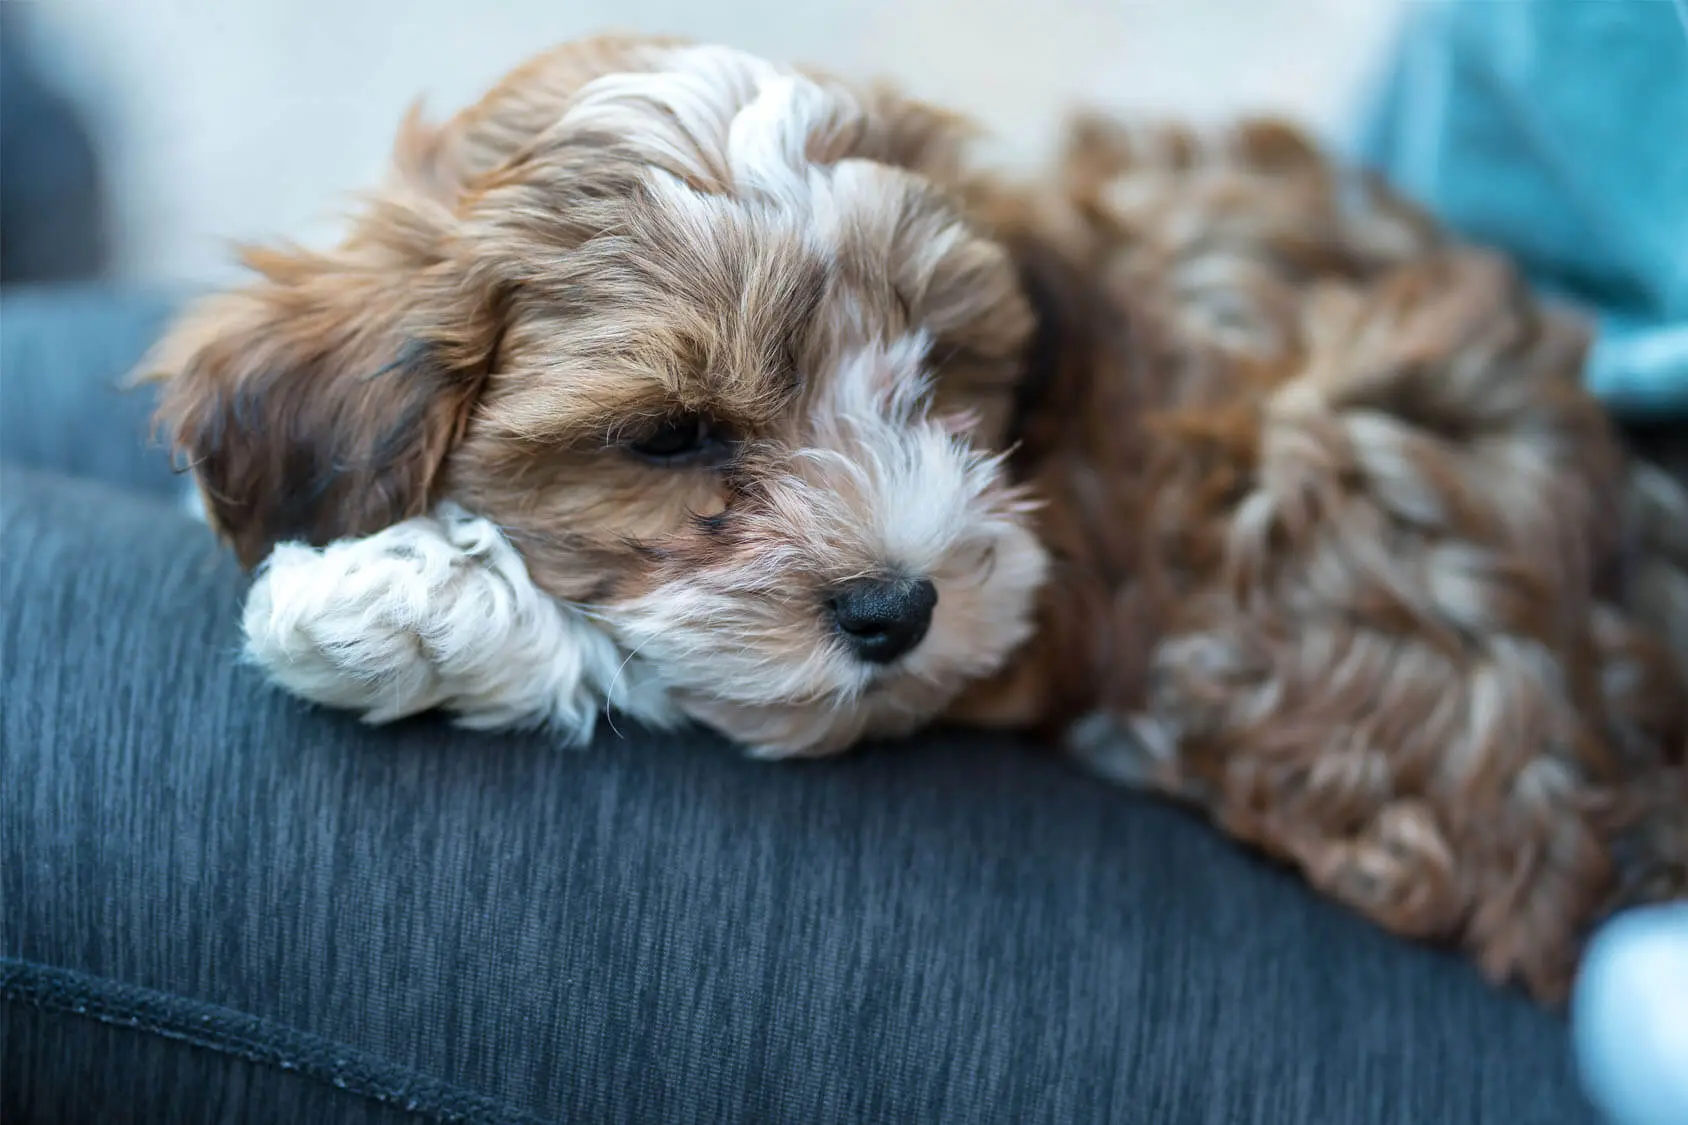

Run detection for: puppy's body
[[965, 121, 1688, 1000], [146, 37, 1687, 1002]]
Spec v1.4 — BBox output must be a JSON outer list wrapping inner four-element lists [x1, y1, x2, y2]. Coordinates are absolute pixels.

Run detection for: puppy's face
[[148, 39, 1050, 755]]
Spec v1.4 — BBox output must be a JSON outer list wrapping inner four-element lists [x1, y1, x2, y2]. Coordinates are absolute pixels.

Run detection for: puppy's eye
[[626, 414, 733, 465]]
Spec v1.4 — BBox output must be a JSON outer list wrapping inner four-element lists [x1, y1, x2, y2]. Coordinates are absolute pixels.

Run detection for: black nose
[[829, 576, 938, 664]]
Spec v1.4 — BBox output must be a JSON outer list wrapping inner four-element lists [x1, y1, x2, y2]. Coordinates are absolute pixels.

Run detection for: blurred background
[[3, 0, 1404, 288]]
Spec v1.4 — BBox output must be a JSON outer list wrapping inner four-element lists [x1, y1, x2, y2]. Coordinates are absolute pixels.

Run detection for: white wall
[[30, 0, 1404, 285]]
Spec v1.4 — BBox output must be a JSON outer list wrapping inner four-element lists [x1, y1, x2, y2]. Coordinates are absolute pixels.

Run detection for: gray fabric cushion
[[1, 465, 1596, 1124], [0, 286, 182, 497]]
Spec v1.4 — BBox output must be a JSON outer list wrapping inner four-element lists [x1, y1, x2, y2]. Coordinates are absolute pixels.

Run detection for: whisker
[[603, 631, 658, 740]]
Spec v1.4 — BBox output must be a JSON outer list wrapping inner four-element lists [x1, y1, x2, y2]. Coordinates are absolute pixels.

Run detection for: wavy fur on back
[[974, 115, 1688, 1002]]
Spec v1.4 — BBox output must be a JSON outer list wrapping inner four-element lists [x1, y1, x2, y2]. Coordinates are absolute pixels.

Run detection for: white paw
[[241, 504, 676, 742]]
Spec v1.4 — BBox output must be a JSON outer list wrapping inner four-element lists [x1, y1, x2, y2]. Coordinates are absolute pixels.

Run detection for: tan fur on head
[[145, 36, 1687, 1002]]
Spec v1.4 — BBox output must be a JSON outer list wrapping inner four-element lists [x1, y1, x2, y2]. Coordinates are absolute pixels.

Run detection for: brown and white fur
[[142, 36, 1688, 1003]]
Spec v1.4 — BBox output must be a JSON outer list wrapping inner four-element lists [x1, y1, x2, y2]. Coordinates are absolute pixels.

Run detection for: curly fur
[[995, 116, 1688, 1002]]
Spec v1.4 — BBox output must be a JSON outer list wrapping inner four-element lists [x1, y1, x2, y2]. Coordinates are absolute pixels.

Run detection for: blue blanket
[[1354, 0, 1688, 418]]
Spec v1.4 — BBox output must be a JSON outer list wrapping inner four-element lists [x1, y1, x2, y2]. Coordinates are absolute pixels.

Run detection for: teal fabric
[[1355, 0, 1688, 417], [1573, 905, 1688, 1125]]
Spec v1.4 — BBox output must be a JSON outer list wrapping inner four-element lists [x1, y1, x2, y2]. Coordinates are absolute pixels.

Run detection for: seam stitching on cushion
[[1, 958, 550, 1125]]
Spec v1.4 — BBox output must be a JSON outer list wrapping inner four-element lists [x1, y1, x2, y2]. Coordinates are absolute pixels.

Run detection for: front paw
[[240, 508, 673, 743], [241, 520, 475, 723]]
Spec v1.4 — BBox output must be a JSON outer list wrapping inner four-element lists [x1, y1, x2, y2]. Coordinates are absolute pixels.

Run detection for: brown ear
[[142, 37, 695, 570], [141, 193, 498, 569]]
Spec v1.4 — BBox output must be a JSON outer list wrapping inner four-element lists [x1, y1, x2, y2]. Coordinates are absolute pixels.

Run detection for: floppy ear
[[141, 191, 499, 569]]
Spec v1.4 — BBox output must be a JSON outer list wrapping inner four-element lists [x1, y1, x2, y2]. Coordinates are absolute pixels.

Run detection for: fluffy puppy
[[144, 36, 1687, 1002]]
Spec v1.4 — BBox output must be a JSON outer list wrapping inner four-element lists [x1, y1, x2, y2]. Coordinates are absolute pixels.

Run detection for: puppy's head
[[147, 38, 1050, 755]]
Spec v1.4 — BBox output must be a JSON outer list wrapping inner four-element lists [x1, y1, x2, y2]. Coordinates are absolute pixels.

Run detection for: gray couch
[[1, 287, 1599, 1123]]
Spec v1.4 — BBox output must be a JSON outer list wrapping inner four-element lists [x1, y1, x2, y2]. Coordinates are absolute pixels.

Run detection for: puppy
[[143, 36, 1687, 1002], [146, 36, 1050, 755]]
